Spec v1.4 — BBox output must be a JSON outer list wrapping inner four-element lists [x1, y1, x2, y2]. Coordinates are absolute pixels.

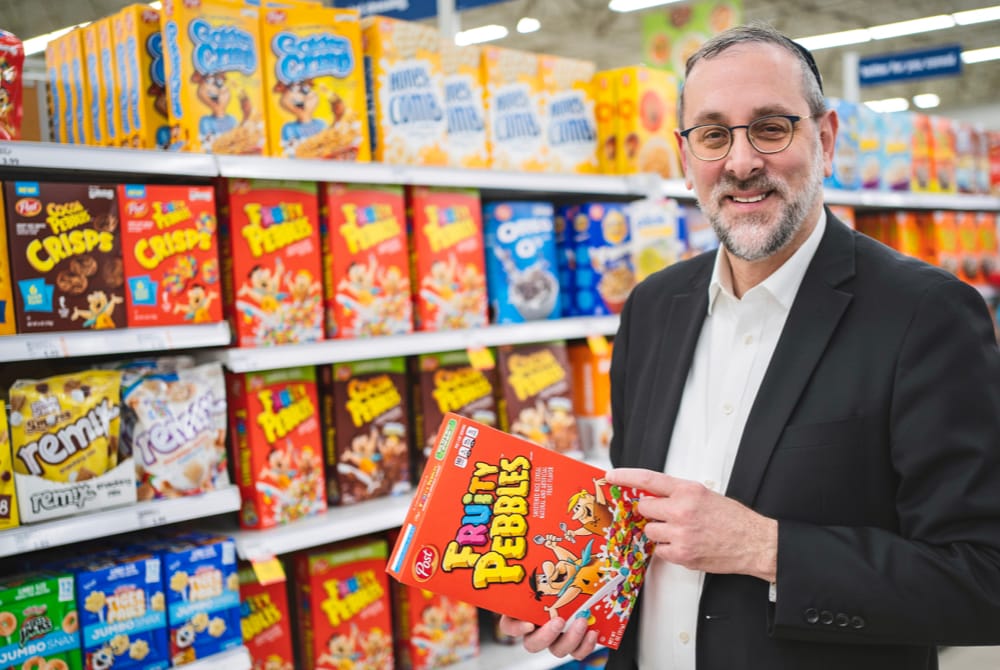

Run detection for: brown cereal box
[[161, 0, 266, 155], [496, 341, 581, 456], [481, 46, 546, 172], [0, 401, 19, 529], [363, 16, 447, 166], [113, 4, 171, 150], [539, 55, 598, 174], [440, 42, 489, 169], [260, 4, 370, 161], [5, 181, 127, 334], [0, 188, 14, 335], [612, 66, 681, 179]]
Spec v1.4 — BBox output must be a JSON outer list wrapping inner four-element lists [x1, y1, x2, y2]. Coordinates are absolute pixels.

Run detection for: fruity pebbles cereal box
[[0, 572, 82, 670], [387, 413, 653, 650], [391, 580, 478, 670], [118, 184, 222, 327], [238, 563, 294, 670], [294, 538, 394, 670]]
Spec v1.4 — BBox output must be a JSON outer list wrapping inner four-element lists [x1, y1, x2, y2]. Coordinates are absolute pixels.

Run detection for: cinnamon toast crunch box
[[481, 46, 546, 172], [238, 563, 294, 670], [539, 55, 598, 174]]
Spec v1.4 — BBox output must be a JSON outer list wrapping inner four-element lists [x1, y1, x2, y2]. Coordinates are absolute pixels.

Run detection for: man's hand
[[498, 615, 599, 661], [606, 468, 778, 582]]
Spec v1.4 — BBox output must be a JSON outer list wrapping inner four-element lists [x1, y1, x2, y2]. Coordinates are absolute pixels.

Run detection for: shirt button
[[743, 333, 754, 345], [722, 403, 734, 415], [679, 631, 690, 644]]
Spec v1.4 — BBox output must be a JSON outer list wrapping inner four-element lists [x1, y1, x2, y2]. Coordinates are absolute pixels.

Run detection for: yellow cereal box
[[594, 70, 618, 174], [114, 4, 171, 150], [363, 16, 448, 166], [81, 23, 109, 147], [481, 46, 546, 172], [0, 189, 14, 335], [0, 401, 18, 529], [440, 42, 488, 169], [161, 0, 266, 155], [96, 18, 124, 147], [44, 36, 68, 144], [260, 4, 370, 160], [539, 55, 598, 174], [64, 29, 94, 145], [613, 66, 681, 179]]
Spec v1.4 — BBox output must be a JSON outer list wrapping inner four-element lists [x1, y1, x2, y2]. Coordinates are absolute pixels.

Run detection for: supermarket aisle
[[940, 645, 1000, 669]]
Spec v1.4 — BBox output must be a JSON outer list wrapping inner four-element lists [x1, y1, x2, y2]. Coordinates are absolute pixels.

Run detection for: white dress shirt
[[637, 210, 827, 669]]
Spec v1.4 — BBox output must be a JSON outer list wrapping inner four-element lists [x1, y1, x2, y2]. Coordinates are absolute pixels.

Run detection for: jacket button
[[820, 610, 834, 625], [805, 608, 819, 624], [836, 613, 849, 627], [851, 616, 866, 629]]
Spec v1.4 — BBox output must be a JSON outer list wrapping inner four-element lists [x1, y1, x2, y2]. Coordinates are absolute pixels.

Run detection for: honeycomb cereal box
[[319, 183, 412, 338], [294, 538, 394, 670], [391, 581, 478, 670], [0, 572, 82, 670], [260, 4, 370, 161], [571, 202, 635, 316], [406, 186, 487, 331], [96, 18, 123, 147], [568, 341, 613, 459], [593, 70, 618, 175], [481, 46, 546, 172], [161, 0, 265, 155], [4, 181, 127, 334], [118, 184, 223, 327], [0, 401, 18, 529], [440, 42, 488, 169], [219, 178, 324, 347], [81, 23, 107, 147], [113, 5, 170, 150], [228, 366, 327, 529], [238, 564, 294, 670], [613, 66, 680, 179], [539, 55, 598, 174], [0, 189, 14, 335], [363, 16, 447, 166]]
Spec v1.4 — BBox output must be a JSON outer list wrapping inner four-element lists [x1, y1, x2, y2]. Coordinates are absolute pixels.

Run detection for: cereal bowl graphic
[[511, 265, 560, 320]]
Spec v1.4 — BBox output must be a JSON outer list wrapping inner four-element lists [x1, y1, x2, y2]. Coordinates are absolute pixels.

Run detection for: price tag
[[138, 508, 169, 529], [251, 556, 286, 586], [25, 338, 64, 359], [587, 334, 610, 358], [0, 144, 21, 167], [135, 331, 168, 351], [466, 346, 495, 370]]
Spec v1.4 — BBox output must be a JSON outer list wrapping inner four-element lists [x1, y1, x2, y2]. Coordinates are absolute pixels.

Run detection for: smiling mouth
[[729, 192, 771, 204]]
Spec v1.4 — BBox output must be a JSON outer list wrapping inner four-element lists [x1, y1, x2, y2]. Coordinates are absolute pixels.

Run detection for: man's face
[[677, 43, 836, 262]]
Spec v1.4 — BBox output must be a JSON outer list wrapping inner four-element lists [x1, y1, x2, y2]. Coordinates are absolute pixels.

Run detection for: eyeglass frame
[[678, 114, 812, 162]]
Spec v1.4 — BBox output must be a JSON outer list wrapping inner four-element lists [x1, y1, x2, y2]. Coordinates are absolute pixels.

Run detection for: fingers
[[502, 615, 599, 660], [606, 467, 679, 496], [498, 615, 536, 639]]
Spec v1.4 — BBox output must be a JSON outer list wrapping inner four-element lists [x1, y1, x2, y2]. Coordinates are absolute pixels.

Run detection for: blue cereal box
[[554, 206, 577, 317], [880, 111, 913, 192], [571, 203, 634, 315], [825, 98, 861, 190], [483, 202, 561, 323]]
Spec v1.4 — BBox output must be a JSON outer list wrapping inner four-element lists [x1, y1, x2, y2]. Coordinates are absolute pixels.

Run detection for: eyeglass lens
[[690, 116, 796, 159]]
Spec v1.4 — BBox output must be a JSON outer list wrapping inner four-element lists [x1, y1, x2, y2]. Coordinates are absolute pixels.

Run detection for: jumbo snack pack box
[[161, 0, 265, 155], [481, 46, 546, 172], [219, 178, 324, 347], [0, 402, 18, 529], [238, 563, 294, 670], [118, 184, 223, 327], [229, 366, 327, 529], [0, 572, 82, 670], [113, 4, 170, 150], [387, 413, 653, 650], [260, 4, 370, 161], [0, 190, 14, 335], [440, 42, 488, 169], [320, 183, 412, 338], [391, 581, 478, 670], [539, 55, 598, 174], [611, 66, 681, 179]]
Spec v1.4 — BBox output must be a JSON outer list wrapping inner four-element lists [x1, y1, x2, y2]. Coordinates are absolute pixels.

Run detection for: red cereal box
[[387, 413, 653, 650], [239, 563, 295, 670], [294, 538, 395, 670], [320, 183, 412, 338], [229, 366, 327, 529], [219, 178, 324, 347], [118, 183, 223, 327], [406, 186, 487, 331], [391, 580, 479, 669]]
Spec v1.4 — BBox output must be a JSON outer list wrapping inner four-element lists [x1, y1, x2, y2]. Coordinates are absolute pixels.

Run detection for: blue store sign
[[858, 44, 963, 87], [333, 0, 510, 21]]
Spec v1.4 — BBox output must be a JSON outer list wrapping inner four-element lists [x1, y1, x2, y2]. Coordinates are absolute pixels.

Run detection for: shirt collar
[[708, 208, 827, 314]]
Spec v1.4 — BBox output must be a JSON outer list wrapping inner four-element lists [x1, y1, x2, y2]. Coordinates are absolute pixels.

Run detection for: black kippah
[[788, 39, 824, 94]]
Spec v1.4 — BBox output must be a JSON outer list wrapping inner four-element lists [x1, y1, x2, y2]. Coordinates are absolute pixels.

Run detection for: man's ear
[[820, 109, 839, 178]]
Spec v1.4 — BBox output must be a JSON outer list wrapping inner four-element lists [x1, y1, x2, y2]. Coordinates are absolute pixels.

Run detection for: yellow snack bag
[[0, 401, 19, 529]]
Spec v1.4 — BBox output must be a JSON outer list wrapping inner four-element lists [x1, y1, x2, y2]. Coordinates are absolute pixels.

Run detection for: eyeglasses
[[679, 114, 811, 161]]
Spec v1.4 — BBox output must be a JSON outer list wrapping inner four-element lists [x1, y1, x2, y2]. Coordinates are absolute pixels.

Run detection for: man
[[500, 22, 1000, 669]]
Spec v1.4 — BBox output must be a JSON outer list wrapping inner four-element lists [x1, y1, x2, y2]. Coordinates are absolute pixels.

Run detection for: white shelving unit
[[0, 140, 217, 177]]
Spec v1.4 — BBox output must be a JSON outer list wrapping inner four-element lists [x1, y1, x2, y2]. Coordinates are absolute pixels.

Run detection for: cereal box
[[539, 55, 598, 174], [956, 211, 981, 284], [0, 572, 82, 670], [96, 18, 123, 147], [0, 189, 14, 335], [496, 341, 581, 456], [219, 178, 324, 347], [363, 16, 447, 166], [0, 401, 19, 529], [593, 70, 618, 175], [880, 111, 913, 192], [613, 66, 680, 179], [228, 366, 327, 529], [571, 202, 635, 316], [553, 205, 576, 317], [679, 203, 718, 258], [294, 538, 394, 670], [481, 46, 546, 172], [391, 581, 478, 670], [118, 184, 223, 327], [857, 104, 881, 190], [322, 357, 411, 505], [44, 36, 67, 144], [319, 183, 412, 338], [63, 29, 93, 146], [824, 98, 860, 190], [627, 198, 683, 282], [161, 0, 265, 154], [990, 130, 1000, 196], [0, 29, 24, 141], [238, 564, 294, 670], [977, 212, 999, 283], [918, 211, 960, 274], [912, 113, 935, 193], [5, 181, 127, 334], [483, 202, 561, 323], [974, 124, 991, 195], [827, 204, 856, 231], [406, 186, 487, 331], [567, 342, 613, 460], [113, 5, 170, 150], [955, 122, 979, 195], [81, 23, 107, 147], [440, 42, 488, 169], [932, 115, 957, 194], [387, 413, 654, 650], [260, 4, 370, 160]]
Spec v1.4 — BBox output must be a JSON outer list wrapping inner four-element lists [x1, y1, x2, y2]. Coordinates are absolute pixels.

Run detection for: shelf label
[[467, 346, 495, 370], [137, 507, 169, 529], [0, 144, 21, 167], [587, 334, 610, 358], [135, 331, 169, 351], [251, 556, 286, 586], [25, 338, 65, 359], [15, 532, 52, 553]]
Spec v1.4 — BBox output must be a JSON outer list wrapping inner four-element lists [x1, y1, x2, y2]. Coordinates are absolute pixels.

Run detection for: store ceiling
[[2, 0, 998, 123]]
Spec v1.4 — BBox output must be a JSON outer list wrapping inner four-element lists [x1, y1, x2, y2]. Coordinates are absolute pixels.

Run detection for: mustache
[[715, 173, 782, 193]]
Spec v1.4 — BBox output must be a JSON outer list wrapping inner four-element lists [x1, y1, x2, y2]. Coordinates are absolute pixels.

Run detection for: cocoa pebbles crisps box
[[5, 181, 126, 334]]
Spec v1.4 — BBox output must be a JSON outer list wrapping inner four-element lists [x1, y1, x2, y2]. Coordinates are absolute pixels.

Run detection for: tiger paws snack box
[[294, 538, 394, 670], [118, 184, 223, 327], [391, 583, 478, 670], [238, 564, 294, 670], [0, 572, 82, 670], [387, 413, 653, 650], [229, 366, 327, 529]]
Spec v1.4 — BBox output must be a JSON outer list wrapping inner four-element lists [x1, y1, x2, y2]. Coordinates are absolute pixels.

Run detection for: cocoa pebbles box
[[5, 181, 126, 334], [0, 572, 82, 670]]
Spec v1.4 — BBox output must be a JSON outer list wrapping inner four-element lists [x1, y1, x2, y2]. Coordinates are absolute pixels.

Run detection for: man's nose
[[724, 128, 764, 179]]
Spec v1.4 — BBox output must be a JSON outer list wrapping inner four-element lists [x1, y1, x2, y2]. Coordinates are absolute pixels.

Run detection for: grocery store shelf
[[230, 493, 413, 560], [0, 322, 231, 363], [0, 140, 218, 177], [0, 486, 241, 558], [214, 315, 619, 373], [824, 188, 1000, 211], [185, 646, 252, 670]]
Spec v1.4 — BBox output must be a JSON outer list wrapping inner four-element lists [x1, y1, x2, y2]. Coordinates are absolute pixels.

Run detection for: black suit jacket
[[606, 211, 1000, 670]]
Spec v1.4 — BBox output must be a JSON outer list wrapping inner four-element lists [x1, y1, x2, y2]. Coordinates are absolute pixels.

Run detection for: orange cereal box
[[229, 366, 326, 529], [363, 16, 447, 166], [539, 55, 598, 174], [219, 178, 324, 347], [294, 538, 395, 670], [387, 413, 653, 650], [118, 184, 223, 327], [440, 42, 489, 169], [114, 4, 171, 150], [161, 0, 265, 154], [613, 66, 681, 179], [260, 4, 370, 161], [567, 341, 613, 460], [239, 563, 294, 670], [320, 183, 412, 338], [593, 70, 618, 174], [481, 46, 546, 172], [918, 210, 960, 275], [406, 186, 487, 332], [956, 210, 982, 284], [0, 188, 14, 335], [977, 212, 999, 284], [391, 581, 479, 670], [932, 115, 957, 194]]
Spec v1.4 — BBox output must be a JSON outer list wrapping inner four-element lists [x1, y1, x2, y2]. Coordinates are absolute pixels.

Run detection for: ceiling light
[[516, 17, 541, 34], [912, 93, 940, 109], [795, 29, 871, 52], [953, 5, 1000, 25], [867, 15, 955, 40], [22, 24, 87, 57], [608, 0, 684, 13], [864, 97, 909, 113], [962, 45, 1000, 64], [148, 1, 162, 9], [454, 24, 508, 46]]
